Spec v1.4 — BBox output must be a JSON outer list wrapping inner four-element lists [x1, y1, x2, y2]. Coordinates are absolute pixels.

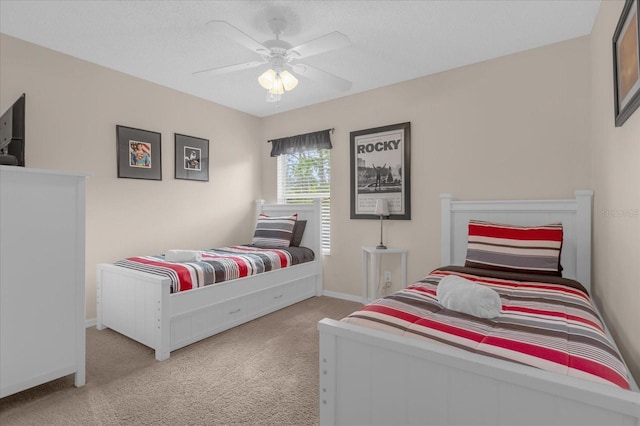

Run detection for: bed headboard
[[441, 190, 593, 293], [255, 199, 323, 258]]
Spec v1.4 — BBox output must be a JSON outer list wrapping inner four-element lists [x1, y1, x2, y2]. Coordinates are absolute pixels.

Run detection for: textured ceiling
[[0, 0, 600, 117]]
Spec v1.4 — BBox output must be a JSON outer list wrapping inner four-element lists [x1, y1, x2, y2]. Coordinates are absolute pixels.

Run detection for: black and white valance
[[268, 128, 333, 157]]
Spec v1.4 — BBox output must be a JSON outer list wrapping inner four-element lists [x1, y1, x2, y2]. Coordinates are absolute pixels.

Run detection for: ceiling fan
[[193, 18, 352, 101]]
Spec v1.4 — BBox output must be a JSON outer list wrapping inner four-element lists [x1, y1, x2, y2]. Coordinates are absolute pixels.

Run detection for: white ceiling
[[0, 0, 600, 118]]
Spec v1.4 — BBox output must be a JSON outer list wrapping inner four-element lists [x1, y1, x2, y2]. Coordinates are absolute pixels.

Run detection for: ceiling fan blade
[[288, 32, 351, 59], [206, 20, 268, 54], [292, 64, 352, 92], [193, 60, 265, 76]]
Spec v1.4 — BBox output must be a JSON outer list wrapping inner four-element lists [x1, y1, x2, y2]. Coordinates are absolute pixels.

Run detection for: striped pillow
[[464, 220, 563, 276], [251, 214, 298, 248]]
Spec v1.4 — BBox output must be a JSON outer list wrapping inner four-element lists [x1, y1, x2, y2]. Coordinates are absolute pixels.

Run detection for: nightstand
[[361, 246, 408, 304]]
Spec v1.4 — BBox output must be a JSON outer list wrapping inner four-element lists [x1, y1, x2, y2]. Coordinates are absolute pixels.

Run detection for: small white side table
[[361, 246, 408, 304]]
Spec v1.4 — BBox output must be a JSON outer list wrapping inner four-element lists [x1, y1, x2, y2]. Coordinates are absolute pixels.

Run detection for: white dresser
[[0, 166, 87, 398]]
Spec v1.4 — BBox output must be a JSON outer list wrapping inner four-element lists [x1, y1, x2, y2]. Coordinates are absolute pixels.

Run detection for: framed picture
[[116, 125, 162, 180], [175, 133, 209, 182], [350, 122, 411, 220], [613, 0, 640, 127]]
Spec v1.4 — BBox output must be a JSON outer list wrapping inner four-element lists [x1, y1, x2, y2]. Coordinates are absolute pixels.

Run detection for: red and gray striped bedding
[[113, 245, 314, 293], [342, 266, 630, 389]]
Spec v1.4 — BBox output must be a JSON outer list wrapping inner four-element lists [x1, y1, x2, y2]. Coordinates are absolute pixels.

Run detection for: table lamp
[[374, 198, 389, 249]]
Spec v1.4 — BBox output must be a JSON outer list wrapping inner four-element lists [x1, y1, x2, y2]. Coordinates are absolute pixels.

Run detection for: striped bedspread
[[113, 245, 308, 293], [342, 266, 631, 389]]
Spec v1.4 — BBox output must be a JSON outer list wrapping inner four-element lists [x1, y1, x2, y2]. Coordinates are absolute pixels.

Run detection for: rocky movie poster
[[354, 127, 406, 216]]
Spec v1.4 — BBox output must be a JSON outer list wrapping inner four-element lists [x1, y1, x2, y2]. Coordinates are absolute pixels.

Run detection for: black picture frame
[[613, 0, 640, 127], [175, 133, 209, 182], [116, 125, 162, 180], [350, 122, 411, 220]]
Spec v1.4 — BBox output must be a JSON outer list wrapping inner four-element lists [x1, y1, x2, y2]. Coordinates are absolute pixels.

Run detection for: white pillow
[[437, 275, 502, 319], [165, 249, 202, 262]]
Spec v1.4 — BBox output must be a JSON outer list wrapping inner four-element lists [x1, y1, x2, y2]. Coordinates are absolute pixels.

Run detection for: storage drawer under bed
[[169, 277, 317, 350]]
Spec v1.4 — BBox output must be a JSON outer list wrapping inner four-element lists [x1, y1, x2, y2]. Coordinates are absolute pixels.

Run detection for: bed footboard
[[97, 264, 171, 360], [318, 319, 640, 426]]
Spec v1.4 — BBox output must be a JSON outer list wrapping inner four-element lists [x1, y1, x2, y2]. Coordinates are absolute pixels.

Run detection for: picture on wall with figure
[[129, 141, 152, 168], [183, 146, 201, 171], [175, 133, 209, 182], [350, 122, 411, 220], [116, 125, 162, 180]]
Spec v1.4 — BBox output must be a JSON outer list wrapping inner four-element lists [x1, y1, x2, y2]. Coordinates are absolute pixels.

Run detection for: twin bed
[[318, 191, 640, 426], [96, 200, 322, 361]]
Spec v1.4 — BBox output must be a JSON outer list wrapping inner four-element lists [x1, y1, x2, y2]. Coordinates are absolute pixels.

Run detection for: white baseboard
[[322, 290, 363, 304], [85, 318, 96, 328]]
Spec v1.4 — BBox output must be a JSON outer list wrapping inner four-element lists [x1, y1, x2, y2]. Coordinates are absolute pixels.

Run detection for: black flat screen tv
[[0, 93, 26, 166]]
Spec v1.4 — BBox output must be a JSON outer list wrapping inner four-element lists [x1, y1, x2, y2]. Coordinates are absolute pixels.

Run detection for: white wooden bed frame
[[97, 200, 322, 361], [318, 191, 640, 426]]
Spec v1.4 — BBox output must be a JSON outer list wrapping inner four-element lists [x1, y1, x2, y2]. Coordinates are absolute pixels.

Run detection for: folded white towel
[[436, 275, 502, 319], [165, 249, 202, 262]]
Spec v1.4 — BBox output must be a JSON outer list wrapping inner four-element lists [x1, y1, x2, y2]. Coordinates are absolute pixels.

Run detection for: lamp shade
[[270, 77, 285, 95], [280, 70, 298, 91], [374, 198, 389, 216], [258, 69, 277, 90]]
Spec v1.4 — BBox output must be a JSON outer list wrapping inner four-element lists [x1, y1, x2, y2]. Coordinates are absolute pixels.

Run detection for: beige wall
[[262, 35, 592, 306], [590, 1, 640, 383], [0, 34, 263, 320]]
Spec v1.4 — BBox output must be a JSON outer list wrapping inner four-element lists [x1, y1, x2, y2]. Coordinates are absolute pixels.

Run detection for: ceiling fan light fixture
[[259, 68, 298, 99], [280, 70, 298, 91], [269, 77, 285, 95], [197, 19, 353, 107], [258, 69, 277, 90]]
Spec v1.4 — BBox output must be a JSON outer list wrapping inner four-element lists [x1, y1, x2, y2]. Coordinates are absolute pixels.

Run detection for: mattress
[[342, 266, 630, 389], [113, 245, 314, 293]]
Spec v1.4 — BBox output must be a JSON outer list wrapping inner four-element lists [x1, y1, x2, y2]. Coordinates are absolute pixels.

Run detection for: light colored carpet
[[0, 296, 361, 426]]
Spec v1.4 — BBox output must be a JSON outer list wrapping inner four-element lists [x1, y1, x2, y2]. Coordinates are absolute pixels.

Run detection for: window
[[277, 149, 331, 253]]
